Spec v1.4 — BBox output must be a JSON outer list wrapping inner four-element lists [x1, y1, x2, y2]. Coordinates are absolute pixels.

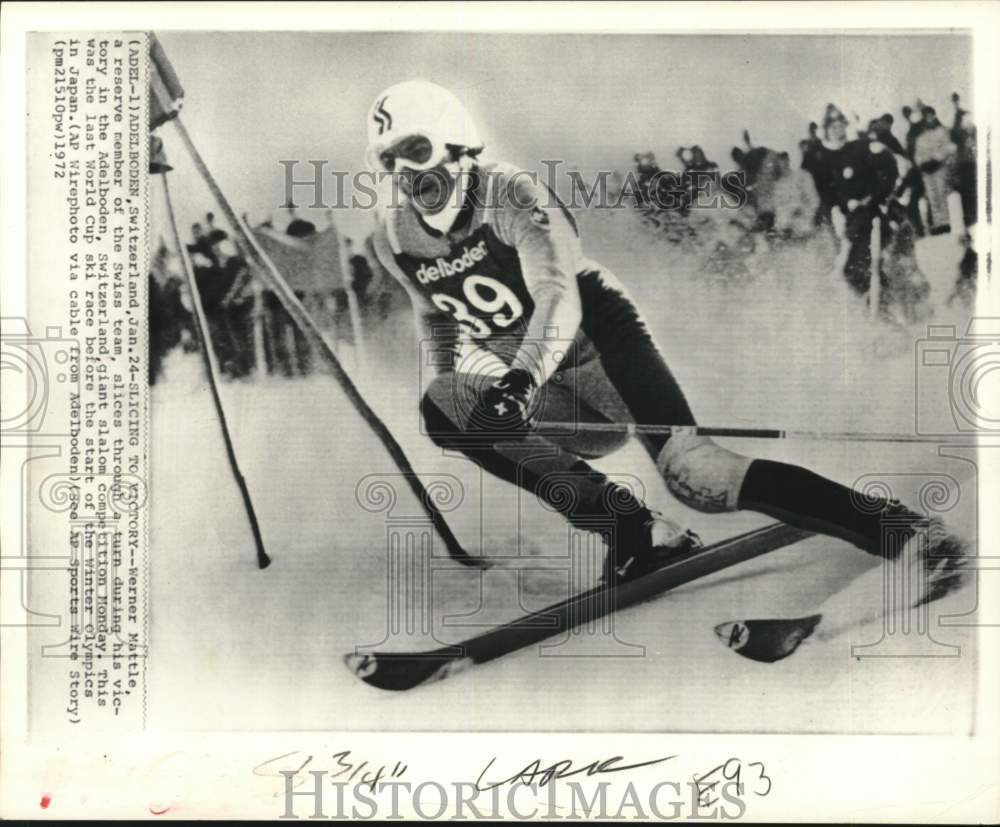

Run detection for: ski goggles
[[367, 133, 444, 173]]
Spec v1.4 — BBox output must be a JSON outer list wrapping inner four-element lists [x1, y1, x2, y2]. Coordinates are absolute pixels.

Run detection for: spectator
[[731, 129, 771, 185], [772, 147, 821, 240], [203, 211, 225, 245], [947, 232, 977, 308], [830, 117, 898, 307], [362, 233, 409, 328], [149, 134, 172, 175], [634, 151, 660, 184], [187, 222, 254, 378], [823, 105, 850, 148], [732, 131, 787, 231], [800, 106, 848, 227], [799, 121, 822, 166], [261, 291, 299, 377], [913, 105, 956, 235], [870, 113, 906, 157], [259, 286, 313, 377], [949, 93, 977, 228], [677, 145, 720, 211], [285, 206, 317, 238], [348, 248, 375, 300], [902, 104, 925, 159], [898, 104, 927, 236], [189, 222, 211, 259], [692, 146, 715, 171], [633, 151, 686, 214], [676, 145, 716, 173], [148, 241, 193, 384]]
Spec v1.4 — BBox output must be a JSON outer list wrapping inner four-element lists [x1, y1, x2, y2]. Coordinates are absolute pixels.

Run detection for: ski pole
[[530, 422, 973, 444]]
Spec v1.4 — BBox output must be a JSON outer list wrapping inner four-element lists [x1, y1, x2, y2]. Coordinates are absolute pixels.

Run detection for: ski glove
[[471, 368, 537, 433]]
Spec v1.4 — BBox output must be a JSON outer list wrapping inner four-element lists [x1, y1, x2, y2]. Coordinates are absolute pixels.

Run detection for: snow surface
[[147, 209, 978, 733]]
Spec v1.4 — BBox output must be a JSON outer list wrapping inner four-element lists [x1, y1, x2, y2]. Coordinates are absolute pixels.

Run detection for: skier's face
[[399, 160, 462, 216]]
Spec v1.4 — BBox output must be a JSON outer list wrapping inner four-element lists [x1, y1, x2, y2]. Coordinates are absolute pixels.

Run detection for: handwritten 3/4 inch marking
[[253, 750, 408, 796], [692, 758, 771, 807], [475, 754, 676, 791]]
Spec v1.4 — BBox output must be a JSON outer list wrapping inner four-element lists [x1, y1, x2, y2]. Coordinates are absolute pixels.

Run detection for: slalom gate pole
[[170, 117, 486, 570], [160, 173, 272, 569], [530, 422, 966, 444], [869, 213, 882, 321]]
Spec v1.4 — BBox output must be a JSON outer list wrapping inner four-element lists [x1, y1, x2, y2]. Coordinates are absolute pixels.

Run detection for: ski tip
[[345, 652, 381, 683], [714, 614, 823, 663], [343, 651, 472, 691]]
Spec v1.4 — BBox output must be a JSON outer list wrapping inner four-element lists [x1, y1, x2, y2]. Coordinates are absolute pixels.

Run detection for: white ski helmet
[[365, 80, 483, 172]]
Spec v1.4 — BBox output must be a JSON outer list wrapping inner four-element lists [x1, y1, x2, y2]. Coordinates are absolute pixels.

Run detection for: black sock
[[737, 459, 920, 558]]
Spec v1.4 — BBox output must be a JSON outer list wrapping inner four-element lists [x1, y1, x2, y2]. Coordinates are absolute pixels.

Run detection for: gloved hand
[[471, 368, 537, 433]]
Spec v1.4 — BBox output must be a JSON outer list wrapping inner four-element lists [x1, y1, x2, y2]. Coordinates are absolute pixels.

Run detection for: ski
[[344, 521, 814, 691]]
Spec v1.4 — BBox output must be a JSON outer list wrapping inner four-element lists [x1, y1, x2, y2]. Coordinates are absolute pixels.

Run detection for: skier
[[365, 80, 966, 603]]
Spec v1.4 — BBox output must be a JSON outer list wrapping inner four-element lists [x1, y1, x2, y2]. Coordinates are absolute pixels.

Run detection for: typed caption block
[[7, 32, 150, 732]]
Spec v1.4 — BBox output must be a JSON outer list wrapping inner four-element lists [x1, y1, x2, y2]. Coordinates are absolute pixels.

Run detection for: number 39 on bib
[[431, 274, 524, 339]]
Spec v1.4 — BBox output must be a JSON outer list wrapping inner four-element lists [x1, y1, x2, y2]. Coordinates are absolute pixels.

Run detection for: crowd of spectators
[[632, 92, 978, 317], [148, 208, 400, 383]]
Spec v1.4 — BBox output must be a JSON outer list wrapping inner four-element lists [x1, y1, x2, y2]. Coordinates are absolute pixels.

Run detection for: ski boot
[[602, 509, 702, 586]]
